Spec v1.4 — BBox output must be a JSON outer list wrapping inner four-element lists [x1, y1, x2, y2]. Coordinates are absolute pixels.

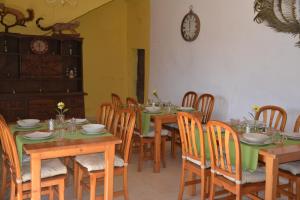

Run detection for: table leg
[[104, 144, 115, 200], [30, 155, 41, 200], [264, 155, 278, 199], [154, 118, 161, 173]]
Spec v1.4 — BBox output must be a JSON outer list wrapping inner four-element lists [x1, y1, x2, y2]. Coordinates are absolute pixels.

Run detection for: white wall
[[150, 0, 300, 131]]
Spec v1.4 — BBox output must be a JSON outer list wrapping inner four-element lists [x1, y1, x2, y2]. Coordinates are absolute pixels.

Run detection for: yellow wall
[[78, 0, 150, 118], [0, 0, 113, 34]]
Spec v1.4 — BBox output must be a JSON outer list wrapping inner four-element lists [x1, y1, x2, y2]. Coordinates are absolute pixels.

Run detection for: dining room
[[1, 0, 300, 200]]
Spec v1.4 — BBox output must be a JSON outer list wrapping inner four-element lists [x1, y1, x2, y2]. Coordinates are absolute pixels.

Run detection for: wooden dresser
[[0, 33, 86, 122]]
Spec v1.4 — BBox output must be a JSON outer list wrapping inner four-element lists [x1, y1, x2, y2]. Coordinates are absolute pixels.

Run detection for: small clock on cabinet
[[181, 7, 200, 42], [30, 39, 49, 54]]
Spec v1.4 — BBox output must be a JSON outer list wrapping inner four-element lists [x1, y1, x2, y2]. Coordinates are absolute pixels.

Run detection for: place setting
[[80, 123, 107, 135], [15, 119, 43, 130]]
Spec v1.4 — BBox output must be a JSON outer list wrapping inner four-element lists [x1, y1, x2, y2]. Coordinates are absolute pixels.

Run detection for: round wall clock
[[30, 39, 49, 54], [181, 8, 200, 42]]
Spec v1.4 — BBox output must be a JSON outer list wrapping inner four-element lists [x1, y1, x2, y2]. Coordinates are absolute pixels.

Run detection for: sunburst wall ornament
[[254, 0, 300, 47]]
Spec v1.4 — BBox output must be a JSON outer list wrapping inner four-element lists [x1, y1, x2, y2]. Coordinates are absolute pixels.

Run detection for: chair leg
[[73, 161, 79, 197], [236, 185, 242, 200], [200, 169, 206, 200], [77, 166, 84, 200], [161, 138, 166, 168], [209, 175, 215, 200], [58, 179, 65, 200], [187, 171, 196, 196], [1, 160, 7, 199], [171, 131, 176, 158], [10, 179, 15, 200], [296, 178, 300, 200], [123, 167, 129, 200], [89, 174, 96, 200], [178, 161, 185, 200], [16, 183, 22, 200], [138, 140, 144, 172], [49, 186, 54, 200]]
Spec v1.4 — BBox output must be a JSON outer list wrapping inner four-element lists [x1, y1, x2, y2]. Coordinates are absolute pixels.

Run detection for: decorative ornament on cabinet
[[181, 5, 200, 42]]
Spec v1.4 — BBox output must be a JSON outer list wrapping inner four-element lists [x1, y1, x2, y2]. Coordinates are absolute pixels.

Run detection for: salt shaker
[[48, 119, 55, 131], [245, 124, 251, 133]]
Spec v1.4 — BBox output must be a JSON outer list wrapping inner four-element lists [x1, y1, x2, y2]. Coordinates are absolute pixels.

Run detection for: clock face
[[181, 11, 200, 42], [30, 39, 49, 54]]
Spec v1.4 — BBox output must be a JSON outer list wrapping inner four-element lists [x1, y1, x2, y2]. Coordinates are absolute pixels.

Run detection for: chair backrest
[[111, 109, 136, 164], [177, 112, 206, 168], [96, 102, 115, 132], [195, 93, 214, 124], [207, 120, 242, 184], [126, 97, 138, 106], [0, 117, 22, 184], [254, 105, 287, 131], [182, 91, 198, 108], [126, 97, 142, 135], [111, 93, 122, 108], [294, 115, 300, 132]]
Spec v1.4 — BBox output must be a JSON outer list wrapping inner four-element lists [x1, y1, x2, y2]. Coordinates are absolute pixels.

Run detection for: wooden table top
[[24, 135, 122, 154]]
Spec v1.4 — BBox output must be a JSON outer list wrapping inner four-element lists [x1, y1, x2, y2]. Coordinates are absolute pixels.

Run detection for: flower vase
[[56, 114, 65, 124]]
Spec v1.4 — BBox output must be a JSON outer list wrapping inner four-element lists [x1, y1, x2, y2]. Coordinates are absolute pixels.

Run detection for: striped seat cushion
[[22, 158, 67, 182], [279, 161, 300, 175], [75, 153, 124, 172]]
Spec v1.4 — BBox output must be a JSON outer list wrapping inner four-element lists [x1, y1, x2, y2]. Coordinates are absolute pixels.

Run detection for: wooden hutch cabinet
[[0, 33, 86, 122]]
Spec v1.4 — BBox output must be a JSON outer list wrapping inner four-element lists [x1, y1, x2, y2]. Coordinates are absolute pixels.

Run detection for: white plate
[[16, 124, 42, 129], [240, 136, 272, 146], [283, 132, 300, 140], [66, 118, 88, 124], [144, 106, 161, 113], [23, 131, 53, 140], [81, 129, 107, 135], [177, 106, 194, 111], [17, 119, 40, 128], [243, 133, 270, 143], [82, 124, 105, 133]]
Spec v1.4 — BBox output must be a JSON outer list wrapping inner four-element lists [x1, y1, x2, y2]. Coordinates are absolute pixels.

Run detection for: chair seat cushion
[[22, 158, 67, 183], [144, 127, 169, 137], [164, 123, 178, 129], [279, 161, 300, 175], [217, 167, 265, 184], [186, 156, 210, 168], [75, 153, 124, 172]]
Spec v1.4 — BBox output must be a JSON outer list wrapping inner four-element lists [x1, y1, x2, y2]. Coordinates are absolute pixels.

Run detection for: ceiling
[[0, 0, 113, 34]]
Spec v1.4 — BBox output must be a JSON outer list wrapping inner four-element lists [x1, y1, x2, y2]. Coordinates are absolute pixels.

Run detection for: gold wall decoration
[[254, 0, 300, 47]]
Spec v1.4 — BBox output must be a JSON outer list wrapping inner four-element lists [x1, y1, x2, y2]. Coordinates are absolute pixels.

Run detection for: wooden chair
[[126, 98, 168, 171], [195, 93, 215, 124], [0, 114, 9, 199], [207, 120, 265, 200], [182, 91, 198, 109], [177, 112, 210, 200], [96, 102, 115, 132], [254, 105, 287, 131], [74, 108, 136, 200], [111, 93, 122, 108], [277, 115, 300, 199], [0, 117, 67, 200]]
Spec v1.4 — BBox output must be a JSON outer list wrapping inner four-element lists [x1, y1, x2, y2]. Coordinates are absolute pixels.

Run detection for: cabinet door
[[28, 98, 56, 120], [0, 100, 26, 122], [21, 55, 63, 78], [0, 55, 19, 78]]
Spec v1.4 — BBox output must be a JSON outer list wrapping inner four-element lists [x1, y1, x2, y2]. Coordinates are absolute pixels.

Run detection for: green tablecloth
[[10, 124, 111, 165], [141, 110, 175, 135], [141, 108, 194, 136], [199, 130, 300, 171]]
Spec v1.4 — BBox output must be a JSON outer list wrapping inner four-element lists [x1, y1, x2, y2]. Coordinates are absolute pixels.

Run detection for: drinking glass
[[272, 132, 287, 145]]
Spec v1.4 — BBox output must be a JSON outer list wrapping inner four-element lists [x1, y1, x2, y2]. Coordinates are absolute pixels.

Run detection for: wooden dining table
[[259, 144, 300, 199], [23, 136, 121, 200]]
